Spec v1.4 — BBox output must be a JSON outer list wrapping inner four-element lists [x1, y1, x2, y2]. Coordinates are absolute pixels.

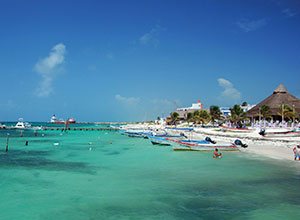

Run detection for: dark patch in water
[[27, 139, 61, 143], [98, 148, 110, 153], [0, 149, 96, 174], [66, 152, 78, 158], [105, 151, 120, 155], [0, 130, 57, 138], [33, 172, 40, 178]]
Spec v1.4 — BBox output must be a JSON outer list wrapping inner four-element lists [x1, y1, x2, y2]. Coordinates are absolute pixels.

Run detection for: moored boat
[[123, 129, 154, 138], [15, 118, 32, 129], [149, 136, 171, 146], [13, 118, 41, 130], [171, 137, 239, 151], [219, 125, 255, 133], [50, 115, 76, 124], [259, 128, 300, 137]]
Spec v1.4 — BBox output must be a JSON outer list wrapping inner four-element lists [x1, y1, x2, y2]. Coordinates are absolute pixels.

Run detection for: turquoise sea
[[1, 123, 300, 220]]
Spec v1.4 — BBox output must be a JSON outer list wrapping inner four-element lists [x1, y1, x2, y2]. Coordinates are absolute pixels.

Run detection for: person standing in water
[[293, 145, 300, 161], [213, 148, 222, 159]]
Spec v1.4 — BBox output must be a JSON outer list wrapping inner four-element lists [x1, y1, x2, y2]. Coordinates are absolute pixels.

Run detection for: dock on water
[[0, 126, 119, 131], [42, 127, 118, 131]]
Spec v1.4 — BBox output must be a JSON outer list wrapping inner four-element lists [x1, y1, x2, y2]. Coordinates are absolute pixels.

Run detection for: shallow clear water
[[0, 125, 300, 219]]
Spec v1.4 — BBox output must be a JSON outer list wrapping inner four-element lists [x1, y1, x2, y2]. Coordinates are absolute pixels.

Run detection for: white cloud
[[236, 18, 268, 32], [218, 78, 241, 102], [139, 25, 164, 47], [282, 8, 297, 18], [115, 94, 140, 106], [34, 43, 66, 97], [150, 98, 178, 118]]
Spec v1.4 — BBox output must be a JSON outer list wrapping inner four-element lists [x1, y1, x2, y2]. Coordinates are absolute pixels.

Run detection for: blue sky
[[0, 0, 300, 122]]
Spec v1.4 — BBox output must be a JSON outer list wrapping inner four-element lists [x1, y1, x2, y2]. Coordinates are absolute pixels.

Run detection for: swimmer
[[213, 148, 222, 159]]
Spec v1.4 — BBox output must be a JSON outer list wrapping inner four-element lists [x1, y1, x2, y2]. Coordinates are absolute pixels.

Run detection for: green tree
[[193, 110, 211, 125], [278, 104, 297, 121], [259, 105, 272, 120], [186, 112, 194, 124], [170, 112, 179, 125], [209, 105, 222, 123], [230, 104, 246, 127]]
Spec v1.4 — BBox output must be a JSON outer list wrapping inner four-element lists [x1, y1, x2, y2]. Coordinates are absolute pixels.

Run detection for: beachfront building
[[220, 104, 255, 118], [241, 104, 256, 112], [220, 107, 231, 117], [246, 84, 300, 121], [175, 100, 203, 120]]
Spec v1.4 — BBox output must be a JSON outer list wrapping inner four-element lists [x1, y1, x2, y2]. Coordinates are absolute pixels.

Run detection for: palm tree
[[209, 105, 222, 124], [259, 105, 272, 120], [186, 112, 194, 124], [230, 104, 246, 128], [278, 104, 297, 121], [170, 112, 179, 125], [193, 110, 211, 125]]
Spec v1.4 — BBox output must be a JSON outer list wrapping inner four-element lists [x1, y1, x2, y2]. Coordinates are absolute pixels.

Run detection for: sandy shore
[[121, 123, 300, 162], [179, 127, 299, 161]]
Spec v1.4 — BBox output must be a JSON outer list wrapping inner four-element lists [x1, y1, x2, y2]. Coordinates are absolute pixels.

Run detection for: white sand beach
[[121, 123, 300, 161], [178, 127, 299, 161]]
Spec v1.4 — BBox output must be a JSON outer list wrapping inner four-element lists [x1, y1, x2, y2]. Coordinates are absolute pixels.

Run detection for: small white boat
[[171, 137, 240, 151], [219, 126, 255, 133], [15, 118, 32, 129], [123, 129, 154, 138], [14, 118, 41, 130], [149, 136, 171, 146], [259, 128, 300, 137]]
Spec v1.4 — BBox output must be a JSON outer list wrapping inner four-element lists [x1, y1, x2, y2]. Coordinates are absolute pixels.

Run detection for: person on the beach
[[293, 145, 300, 161], [213, 148, 222, 159]]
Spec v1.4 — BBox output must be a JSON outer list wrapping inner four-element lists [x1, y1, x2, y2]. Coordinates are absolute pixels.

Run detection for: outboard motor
[[180, 132, 188, 138], [259, 128, 266, 136], [205, 137, 216, 144], [234, 139, 248, 148]]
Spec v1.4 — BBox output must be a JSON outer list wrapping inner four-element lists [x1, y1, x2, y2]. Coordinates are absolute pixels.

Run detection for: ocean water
[[0, 124, 300, 220]]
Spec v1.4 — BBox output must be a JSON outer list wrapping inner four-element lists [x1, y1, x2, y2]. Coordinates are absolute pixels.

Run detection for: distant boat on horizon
[[50, 115, 76, 124], [14, 118, 41, 130]]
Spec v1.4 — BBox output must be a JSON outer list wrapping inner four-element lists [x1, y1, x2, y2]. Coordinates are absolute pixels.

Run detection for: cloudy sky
[[0, 0, 299, 122]]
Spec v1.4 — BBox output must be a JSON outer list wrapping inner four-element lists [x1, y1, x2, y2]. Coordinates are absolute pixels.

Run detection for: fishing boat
[[171, 137, 239, 151], [259, 128, 300, 137], [149, 136, 171, 146], [219, 125, 255, 133], [152, 130, 187, 138], [123, 129, 154, 138], [165, 127, 194, 132]]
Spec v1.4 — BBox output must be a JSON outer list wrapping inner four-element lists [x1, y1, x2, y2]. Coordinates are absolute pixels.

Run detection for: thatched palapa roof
[[247, 84, 300, 119]]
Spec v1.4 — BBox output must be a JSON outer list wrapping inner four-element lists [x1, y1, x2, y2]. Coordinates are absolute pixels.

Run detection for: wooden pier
[[42, 127, 118, 131]]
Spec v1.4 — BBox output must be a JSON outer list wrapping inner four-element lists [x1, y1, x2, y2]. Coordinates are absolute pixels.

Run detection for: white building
[[221, 104, 256, 117], [175, 100, 203, 119], [176, 100, 203, 111]]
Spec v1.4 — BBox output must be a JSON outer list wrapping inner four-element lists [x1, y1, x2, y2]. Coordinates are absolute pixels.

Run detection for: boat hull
[[149, 137, 172, 146], [173, 145, 239, 151]]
